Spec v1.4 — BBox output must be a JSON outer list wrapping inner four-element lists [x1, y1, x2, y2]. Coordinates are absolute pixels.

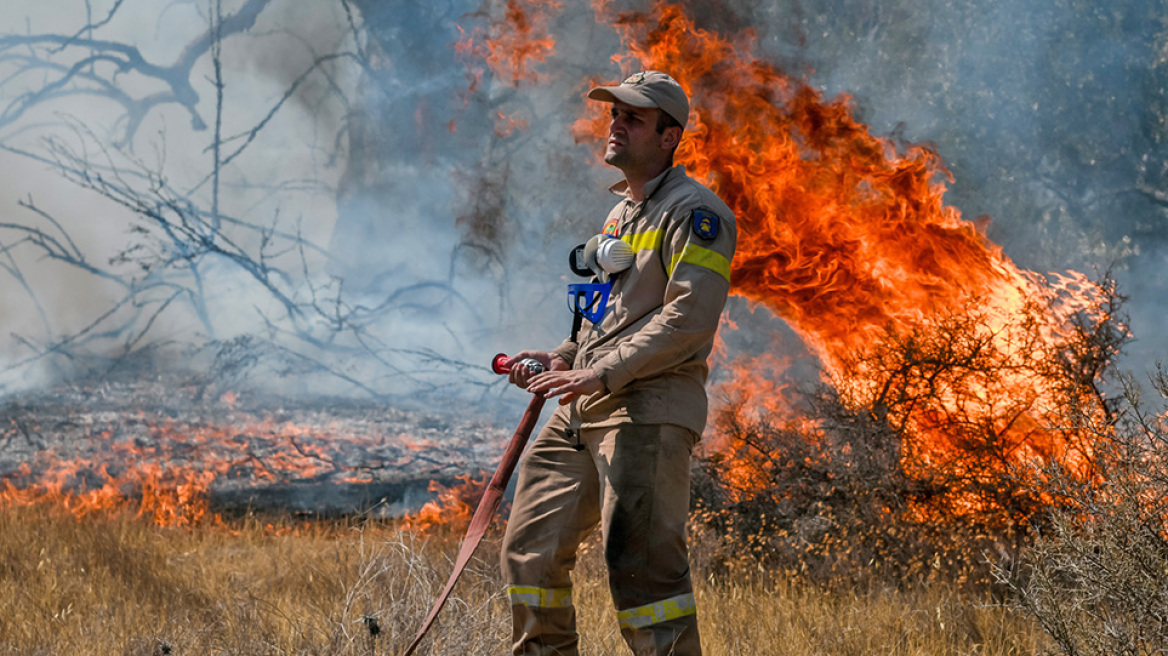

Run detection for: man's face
[[603, 100, 668, 172]]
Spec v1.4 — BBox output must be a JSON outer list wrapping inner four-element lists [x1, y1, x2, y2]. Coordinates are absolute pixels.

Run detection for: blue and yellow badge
[[692, 208, 720, 240], [602, 217, 620, 237]]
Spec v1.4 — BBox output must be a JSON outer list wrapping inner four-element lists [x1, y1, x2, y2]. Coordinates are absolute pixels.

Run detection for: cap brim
[[587, 85, 658, 109]]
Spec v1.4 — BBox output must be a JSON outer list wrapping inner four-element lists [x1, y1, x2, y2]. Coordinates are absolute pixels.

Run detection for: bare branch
[[0, 0, 276, 143]]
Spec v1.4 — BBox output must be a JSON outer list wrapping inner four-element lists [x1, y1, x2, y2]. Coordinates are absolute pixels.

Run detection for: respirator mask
[[569, 234, 635, 282], [565, 235, 635, 338]]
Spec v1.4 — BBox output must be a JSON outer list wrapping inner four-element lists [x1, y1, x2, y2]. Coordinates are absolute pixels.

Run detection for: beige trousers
[[500, 409, 702, 656]]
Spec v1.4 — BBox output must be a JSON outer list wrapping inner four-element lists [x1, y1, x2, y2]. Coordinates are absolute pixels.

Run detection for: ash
[[0, 372, 511, 518]]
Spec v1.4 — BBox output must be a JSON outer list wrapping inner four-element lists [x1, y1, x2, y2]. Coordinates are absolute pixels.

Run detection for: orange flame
[[400, 473, 488, 533], [595, 4, 1021, 350], [1, 409, 506, 532], [0, 418, 376, 527], [1, 459, 216, 527], [457, 0, 562, 90], [584, 3, 1111, 511]]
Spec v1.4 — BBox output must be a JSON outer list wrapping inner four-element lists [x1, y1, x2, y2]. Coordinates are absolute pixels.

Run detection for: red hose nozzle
[[492, 353, 544, 375], [492, 353, 511, 375]]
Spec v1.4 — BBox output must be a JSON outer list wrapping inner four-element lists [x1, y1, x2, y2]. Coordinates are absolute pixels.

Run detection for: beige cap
[[587, 70, 689, 129]]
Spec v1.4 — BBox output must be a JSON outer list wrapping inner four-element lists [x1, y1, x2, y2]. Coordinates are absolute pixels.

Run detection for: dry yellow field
[[0, 506, 1048, 655]]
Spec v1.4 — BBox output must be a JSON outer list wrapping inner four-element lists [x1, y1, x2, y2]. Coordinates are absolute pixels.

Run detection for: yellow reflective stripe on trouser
[[507, 585, 573, 609], [616, 593, 697, 630], [668, 243, 732, 282], [621, 229, 665, 252]]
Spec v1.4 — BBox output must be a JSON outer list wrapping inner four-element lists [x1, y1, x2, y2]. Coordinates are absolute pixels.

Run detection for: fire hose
[[402, 354, 546, 656]]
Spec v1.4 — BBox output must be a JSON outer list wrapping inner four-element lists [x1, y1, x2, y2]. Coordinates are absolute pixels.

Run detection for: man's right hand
[[506, 351, 570, 389]]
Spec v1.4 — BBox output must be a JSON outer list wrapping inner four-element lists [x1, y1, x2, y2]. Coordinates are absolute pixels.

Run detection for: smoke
[[0, 0, 1164, 403], [0, 0, 359, 393], [736, 0, 1168, 369]]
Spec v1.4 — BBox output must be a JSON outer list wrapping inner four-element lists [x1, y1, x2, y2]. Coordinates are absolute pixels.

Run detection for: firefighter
[[501, 70, 736, 656]]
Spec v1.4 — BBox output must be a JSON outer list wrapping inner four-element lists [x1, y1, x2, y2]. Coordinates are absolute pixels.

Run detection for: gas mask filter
[[568, 234, 635, 282]]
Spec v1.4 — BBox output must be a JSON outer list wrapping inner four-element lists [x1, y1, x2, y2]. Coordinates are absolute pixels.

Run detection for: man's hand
[[526, 368, 605, 405], [505, 351, 569, 389]]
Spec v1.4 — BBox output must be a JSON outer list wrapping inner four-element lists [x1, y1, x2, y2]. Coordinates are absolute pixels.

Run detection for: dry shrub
[[695, 278, 1128, 590], [694, 391, 1015, 588], [1003, 367, 1168, 655]]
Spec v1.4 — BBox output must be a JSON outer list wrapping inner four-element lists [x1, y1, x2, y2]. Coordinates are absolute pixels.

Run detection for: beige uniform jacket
[[550, 165, 737, 436]]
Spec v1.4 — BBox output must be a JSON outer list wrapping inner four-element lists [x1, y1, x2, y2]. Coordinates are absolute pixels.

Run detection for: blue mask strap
[[567, 282, 611, 325]]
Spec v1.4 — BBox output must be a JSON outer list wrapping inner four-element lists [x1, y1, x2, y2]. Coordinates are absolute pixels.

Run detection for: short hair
[[655, 109, 682, 134]]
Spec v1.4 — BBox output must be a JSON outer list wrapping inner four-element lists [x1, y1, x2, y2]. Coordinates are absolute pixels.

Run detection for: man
[[501, 70, 736, 656]]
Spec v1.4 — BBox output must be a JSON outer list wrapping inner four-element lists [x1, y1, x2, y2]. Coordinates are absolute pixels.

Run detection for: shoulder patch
[[602, 217, 620, 237], [691, 208, 720, 240]]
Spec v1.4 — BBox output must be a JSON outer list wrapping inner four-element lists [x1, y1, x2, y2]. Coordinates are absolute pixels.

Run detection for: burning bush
[[695, 276, 1129, 588], [694, 386, 1019, 588]]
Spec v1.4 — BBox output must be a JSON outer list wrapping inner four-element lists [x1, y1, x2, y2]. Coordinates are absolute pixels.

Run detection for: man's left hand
[[526, 368, 605, 404]]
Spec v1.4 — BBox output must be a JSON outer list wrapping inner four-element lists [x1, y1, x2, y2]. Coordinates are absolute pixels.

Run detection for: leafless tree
[[0, 2, 506, 402]]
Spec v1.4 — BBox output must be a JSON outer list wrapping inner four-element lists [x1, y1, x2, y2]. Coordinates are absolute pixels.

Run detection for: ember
[[0, 378, 510, 527]]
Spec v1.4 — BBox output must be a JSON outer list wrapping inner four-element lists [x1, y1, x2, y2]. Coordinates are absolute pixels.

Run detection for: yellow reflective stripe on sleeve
[[620, 229, 665, 252], [616, 593, 697, 630], [667, 243, 732, 282], [507, 585, 573, 609]]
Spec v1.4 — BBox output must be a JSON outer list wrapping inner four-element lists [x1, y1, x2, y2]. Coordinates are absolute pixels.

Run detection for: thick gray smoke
[[0, 0, 1163, 406], [749, 0, 1168, 368]]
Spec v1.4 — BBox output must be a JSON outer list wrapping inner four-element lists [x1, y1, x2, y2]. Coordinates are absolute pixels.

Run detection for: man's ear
[[659, 125, 682, 151]]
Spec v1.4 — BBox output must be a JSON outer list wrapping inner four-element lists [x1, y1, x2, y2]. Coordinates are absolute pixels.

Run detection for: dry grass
[[0, 506, 1049, 655]]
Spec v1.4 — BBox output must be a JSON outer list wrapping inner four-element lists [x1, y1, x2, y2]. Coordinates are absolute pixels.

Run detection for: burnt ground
[[0, 372, 517, 517]]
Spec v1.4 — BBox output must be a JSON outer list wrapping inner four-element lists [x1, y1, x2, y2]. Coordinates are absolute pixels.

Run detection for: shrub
[[695, 277, 1128, 590], [1003, 367, 1168, 655]]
